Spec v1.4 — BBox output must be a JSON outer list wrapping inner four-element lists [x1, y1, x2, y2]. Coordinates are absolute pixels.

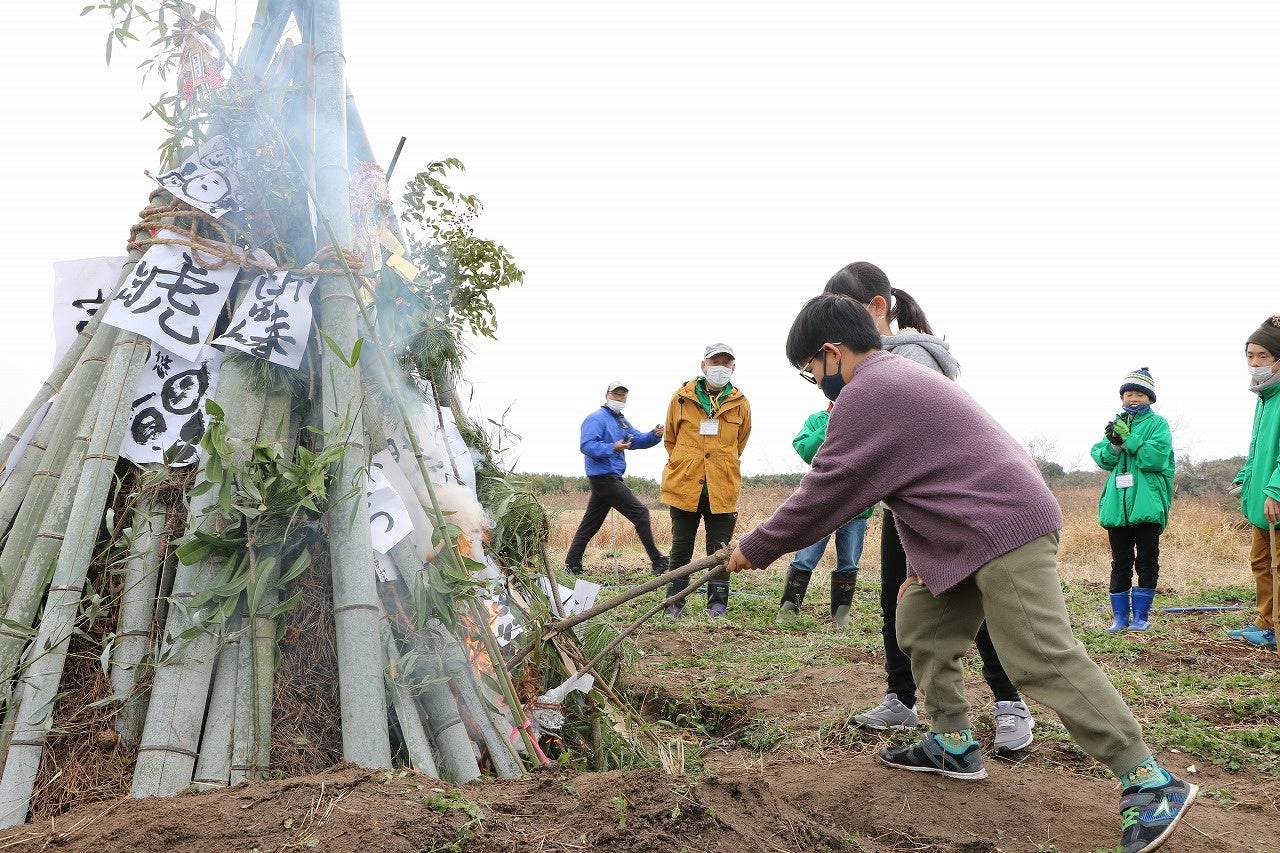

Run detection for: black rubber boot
[[831, 570, 858, 627], [776, 567, 812, 623], [664, 575, 690, 618], [707, 580, 731, 618]]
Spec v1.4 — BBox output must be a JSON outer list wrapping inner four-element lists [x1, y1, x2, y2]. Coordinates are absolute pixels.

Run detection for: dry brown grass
[[540, 483, 1253, 594]]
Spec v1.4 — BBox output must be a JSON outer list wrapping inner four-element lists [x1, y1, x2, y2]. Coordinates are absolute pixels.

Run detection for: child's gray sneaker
[[992, 700, 1035, 753], [878, 732, 988, 781], [1119, 773, 1198, 853], [850, 694, 920, 730]]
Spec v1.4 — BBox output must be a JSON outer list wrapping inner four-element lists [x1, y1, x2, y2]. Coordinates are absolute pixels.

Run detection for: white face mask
[[1250, 364, 1276, 383], [704, 365, 733, 388], [605, 399, 625, 413]]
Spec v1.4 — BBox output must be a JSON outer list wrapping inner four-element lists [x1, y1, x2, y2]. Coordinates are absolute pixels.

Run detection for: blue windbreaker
[[579, 406, 660, 477]]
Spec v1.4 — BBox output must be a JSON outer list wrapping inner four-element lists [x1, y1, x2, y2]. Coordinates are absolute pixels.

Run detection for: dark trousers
[[669, 492, 737, 584], [880, 508, 1020, 707], [565, 475, 661, 566], [1107, 523, 1162, 592]]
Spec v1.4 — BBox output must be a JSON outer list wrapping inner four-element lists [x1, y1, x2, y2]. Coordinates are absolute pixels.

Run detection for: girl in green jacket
[[1090, 368, 1175, 632], [1229, 316, 1280, 650]]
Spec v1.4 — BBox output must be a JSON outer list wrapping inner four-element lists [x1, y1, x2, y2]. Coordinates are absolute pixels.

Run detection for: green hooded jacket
[[1235, 382, 1280, 529], [793, 410, 874, 520], [1090, 409, 1175, 530]]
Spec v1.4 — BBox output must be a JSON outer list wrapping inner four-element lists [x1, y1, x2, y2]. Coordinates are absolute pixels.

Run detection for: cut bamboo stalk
[[0, 383, 103, 708], [381, 629, 439, 778], [109, 475, 168, 749], [313, 0, 391, 770], [0, 332, 150, 829], [229, 601, 255, 786], [190, 613, 243, 791], [432, 621, 524, 779], [0, 325, 118, 597], [130, 355, 265, 798], [406, 641, 481, 785]]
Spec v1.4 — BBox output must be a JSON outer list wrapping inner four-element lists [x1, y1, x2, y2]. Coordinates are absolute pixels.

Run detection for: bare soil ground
[[2, 613, 1277, 853]]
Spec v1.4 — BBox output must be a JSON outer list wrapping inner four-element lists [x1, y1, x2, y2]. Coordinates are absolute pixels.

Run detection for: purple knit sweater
[[740, 351, 1062, 595]]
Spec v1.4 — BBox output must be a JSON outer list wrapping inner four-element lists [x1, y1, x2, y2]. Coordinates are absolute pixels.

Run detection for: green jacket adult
[[1090, 409, 1175, 529], [1235, 381, 1280, 529], [793, 410, 873, 520]]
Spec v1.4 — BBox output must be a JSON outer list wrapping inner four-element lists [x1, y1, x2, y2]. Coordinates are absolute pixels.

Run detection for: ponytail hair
[[823, 261, 934, 336]]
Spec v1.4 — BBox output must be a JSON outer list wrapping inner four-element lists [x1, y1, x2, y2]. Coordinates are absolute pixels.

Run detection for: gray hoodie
[[881, 330, 959, 380]]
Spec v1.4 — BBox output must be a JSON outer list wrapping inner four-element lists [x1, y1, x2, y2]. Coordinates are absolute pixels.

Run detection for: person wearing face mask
[[1227, 316, 1280, 650], [659, 343, 752, 618], [1090, 368, 1175, 633], [825, 262, 1033, 756], [726, 295, 1197, 853], [564, 381, 668, 576]]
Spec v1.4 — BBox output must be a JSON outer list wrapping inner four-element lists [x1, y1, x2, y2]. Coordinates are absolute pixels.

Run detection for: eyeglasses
[[798, 343, 840, 384]]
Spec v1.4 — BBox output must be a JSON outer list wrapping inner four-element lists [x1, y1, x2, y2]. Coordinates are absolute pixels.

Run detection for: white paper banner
[[481, 584, 523, 647], [51, 256, 126, 364], [0, 397, 54, 488], [154, 136, 244, 217], [536, 577, 601, 619], [119, 345, 223, 467], [213, 270, 317, 369], [102, 233, 239, 361], [367, 452, 414, 553], [383, 397, 476, 490]]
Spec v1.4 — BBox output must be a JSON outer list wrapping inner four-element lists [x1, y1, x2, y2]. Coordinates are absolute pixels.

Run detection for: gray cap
[[606, 380, 628, 393], [703, 342, 735, 359]]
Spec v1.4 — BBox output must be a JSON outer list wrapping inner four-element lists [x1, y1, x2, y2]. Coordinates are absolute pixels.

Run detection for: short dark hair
[[786, 294, 883, 369]]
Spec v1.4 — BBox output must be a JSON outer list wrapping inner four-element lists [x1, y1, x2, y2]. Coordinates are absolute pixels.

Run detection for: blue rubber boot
[[1106, 590, 1131, 633], [1129, 587, 1156, 631]]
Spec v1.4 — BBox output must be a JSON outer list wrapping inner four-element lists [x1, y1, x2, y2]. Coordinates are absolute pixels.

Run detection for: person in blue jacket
[[564, 381, 669, 575]]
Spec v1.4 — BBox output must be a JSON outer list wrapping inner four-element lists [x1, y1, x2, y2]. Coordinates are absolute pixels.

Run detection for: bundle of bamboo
[[0, 0, 688, 829]]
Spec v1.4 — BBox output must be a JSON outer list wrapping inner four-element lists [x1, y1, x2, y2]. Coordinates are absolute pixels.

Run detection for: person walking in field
[[1091, 367, 1175, 633], [825, 262, 1033, 754], [660, 343, 751, 618], [777, 405, 873, 626], [564, 381, 669, 576], [727, 295, 1197, 853], [1228, 316, 1280, 650]]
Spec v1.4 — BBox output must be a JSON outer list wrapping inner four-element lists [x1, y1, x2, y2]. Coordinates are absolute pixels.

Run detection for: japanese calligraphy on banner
[[119, 345, 222, 467], [102, 232, 239, 361], [383, 393, 476, 490], [51, 256, 127, 364], [212, 270, 316, 369], [480, 584, 523, 647], [154, 135, 243, 217], [372, 550, 399, 583], [367, 451, 414, 554]]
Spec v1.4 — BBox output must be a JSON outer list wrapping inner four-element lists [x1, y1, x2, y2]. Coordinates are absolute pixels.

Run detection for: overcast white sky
[[2, 2, 1277, 483]]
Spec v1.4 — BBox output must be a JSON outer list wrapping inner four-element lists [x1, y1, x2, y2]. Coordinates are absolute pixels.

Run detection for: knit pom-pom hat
[[1119, 367, 1156, 403]]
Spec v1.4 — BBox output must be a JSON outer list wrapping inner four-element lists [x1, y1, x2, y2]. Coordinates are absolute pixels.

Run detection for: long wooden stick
[[505, 547, 730, 673]]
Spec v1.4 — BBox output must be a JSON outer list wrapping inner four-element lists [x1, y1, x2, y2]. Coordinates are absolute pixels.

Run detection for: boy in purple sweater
[[726, 295, 1195, 853]]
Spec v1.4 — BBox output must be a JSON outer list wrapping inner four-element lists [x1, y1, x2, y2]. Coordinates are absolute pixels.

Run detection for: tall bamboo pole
[[108, 473, 168, 749], [130, 356, 267, 798], [312, 0, 390, 769], [0, 332, 150, 829]]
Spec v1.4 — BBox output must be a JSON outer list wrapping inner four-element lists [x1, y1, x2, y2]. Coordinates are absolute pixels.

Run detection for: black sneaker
[[651, 555, 670, 576], [566, 564, 583, 576], [1118, 773, 1198, 853], [878, 732, 987, 780]]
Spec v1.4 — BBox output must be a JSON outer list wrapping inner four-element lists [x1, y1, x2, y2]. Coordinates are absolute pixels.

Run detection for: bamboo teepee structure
[[0, 1, 673, 828]]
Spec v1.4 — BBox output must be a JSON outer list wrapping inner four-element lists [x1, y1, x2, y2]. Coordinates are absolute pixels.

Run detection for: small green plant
[[422, 790, 484, 853], [610, 795, 629, 829]]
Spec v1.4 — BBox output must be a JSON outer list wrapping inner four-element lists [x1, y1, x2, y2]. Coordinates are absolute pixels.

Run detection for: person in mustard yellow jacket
[[660, 342, 751, 618]]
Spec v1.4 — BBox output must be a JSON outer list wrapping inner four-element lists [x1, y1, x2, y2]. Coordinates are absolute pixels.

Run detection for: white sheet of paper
[[52, 256, 127, 365], [366, 457, 414, 553], [481, 584, 523, 647], [119, 345, 222, 467], [699, 418, 719, 435], [372, 550, 399, 583], [213, 270, 317, 369], [153, 136, 243, 218], [0, 397, 54, 487], [102, 233, 239, 361]]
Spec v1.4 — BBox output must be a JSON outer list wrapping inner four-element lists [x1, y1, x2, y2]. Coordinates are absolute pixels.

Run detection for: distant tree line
[[522, 455, 1245, 503]]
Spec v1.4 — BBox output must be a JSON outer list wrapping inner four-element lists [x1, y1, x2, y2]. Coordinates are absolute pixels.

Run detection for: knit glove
[[1103, 422, 1119, 445], [1111, 418, 1131, 442]]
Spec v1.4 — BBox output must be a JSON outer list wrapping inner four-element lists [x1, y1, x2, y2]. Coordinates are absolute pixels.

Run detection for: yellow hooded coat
[[660, 377, 751, 514]]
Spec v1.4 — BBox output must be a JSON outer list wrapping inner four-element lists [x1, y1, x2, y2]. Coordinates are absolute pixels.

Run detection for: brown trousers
[[1248, 526, 1277, 630]]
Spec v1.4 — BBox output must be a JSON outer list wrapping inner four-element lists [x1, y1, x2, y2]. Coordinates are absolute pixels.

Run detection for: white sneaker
[[851, 694, 920, 730], [993, 700, 1035, 753]]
